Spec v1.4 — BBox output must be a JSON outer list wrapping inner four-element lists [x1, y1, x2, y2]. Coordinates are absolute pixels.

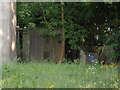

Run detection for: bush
[[106, 30, 120, 62]]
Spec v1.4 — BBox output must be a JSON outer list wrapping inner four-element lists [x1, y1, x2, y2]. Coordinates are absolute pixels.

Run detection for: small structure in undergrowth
[[16, 27, 61, 62], [79, 50, 99, 63]]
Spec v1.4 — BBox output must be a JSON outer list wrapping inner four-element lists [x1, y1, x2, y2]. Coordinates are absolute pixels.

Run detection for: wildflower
[[103, 65, 109, 68], [103, 65, 116, 68], [49, 84, 54, 88]]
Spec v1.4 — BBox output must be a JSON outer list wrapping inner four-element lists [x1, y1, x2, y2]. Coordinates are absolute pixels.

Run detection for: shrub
[[106, 30, 120, 62]]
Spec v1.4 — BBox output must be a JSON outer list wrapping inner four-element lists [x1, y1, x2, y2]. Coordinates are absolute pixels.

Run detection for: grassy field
[[1, 61, 119, 88]]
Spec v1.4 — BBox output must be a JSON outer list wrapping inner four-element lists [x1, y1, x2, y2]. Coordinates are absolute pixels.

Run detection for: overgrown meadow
[[1, 61, 119, 88]]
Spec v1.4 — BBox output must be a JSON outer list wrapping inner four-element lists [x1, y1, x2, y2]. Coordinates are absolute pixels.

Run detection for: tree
[[59, 2, 65, 64], [17, 2, 120, 63]]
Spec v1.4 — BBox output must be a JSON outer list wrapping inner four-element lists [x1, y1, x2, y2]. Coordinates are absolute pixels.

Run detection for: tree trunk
[[59, 3, 65, 64], [1, 2, 16, 63]]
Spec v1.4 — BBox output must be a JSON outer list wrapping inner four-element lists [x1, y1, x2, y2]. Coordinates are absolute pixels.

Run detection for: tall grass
[[1, 61, 119, 88]]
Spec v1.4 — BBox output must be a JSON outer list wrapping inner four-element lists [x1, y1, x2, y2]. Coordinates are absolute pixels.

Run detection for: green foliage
[[2, 62, 119, 88], [38, 28, 60, 37], [28, 22, 36, 29], [17, 3, 32, 27], [65, 24, 87, 50], [17, 2, 120, 61], [106, 31, 120, 60]]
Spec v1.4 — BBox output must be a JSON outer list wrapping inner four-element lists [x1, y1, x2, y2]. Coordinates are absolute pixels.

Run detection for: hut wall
[[30, 30, 44, 61], [22, 30, 30, 60], [29, 30, 61, 62]]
